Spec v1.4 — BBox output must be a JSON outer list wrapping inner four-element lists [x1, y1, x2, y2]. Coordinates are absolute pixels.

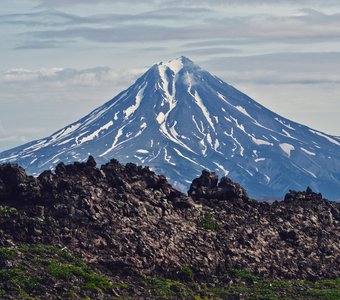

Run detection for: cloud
[[162, 0, 340, 6], [0, 10, 84, 27], [20, 9, 340, 47], [34, 0, 340, 7], [4, 4, 340, 52], [203, 52, 340, 84], [0, 7, 213, 32], [1, 52, 339, 88], [0, 66, 145, 90], [35, 0, 155, 7], [14, 39, 74, 50], [176, 47, 241, 56], [0, 65, 146, 151]]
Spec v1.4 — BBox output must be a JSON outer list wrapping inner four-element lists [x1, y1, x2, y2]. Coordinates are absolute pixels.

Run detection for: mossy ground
[[0, 244, 117, 299], [142, 269, 340, 300], [0, 205, 17, 218], [0, 244, 339, 299]]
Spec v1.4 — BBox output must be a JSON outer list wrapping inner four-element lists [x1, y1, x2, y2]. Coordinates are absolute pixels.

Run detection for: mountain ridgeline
[[0, 57, 339, 199]]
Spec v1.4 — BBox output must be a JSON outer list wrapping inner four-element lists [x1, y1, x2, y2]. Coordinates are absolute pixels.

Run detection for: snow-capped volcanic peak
[[159, 56, 196, 74], [1, 57, 339, 199], [160, 57, 184, 74]]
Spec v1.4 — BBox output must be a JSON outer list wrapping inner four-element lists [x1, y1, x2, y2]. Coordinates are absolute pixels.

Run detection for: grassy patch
[[180, 265, 194, 282], [0, 247, 15, 259], [48, 262, 111, 291], [231, 268, 260, 283], [0, 244, 113, 298], [0, 268, 41, 292], [145, 271, 340, 299], [307, 289, 340, 300], [48, 263, 82, 279], [0, 205, 17, 217], [82, 271, 112, 291], [197, 212, 221, 231], [146, 276, 190, 298], [112, 281, 129, 291], [20, 244, 63, 256]]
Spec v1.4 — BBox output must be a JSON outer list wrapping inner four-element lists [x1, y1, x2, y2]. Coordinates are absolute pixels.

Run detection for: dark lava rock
[[188, 170, 218, 198], [0, 156, 339, 290], [0, 164, 40, 203], [217, 176, 248, 200]]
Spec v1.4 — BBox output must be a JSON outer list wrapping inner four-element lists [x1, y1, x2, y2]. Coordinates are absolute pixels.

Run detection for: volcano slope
[[1, 57, 339, 200], [0, 157, 339, 299]]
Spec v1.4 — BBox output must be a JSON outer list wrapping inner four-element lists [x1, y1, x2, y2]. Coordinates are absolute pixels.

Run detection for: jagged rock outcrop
[[189, 170, 249, 204], [0, 157, 339, 291]]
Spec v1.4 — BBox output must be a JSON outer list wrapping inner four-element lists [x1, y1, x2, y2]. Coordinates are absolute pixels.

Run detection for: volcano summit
[[1, 57, 339, 199]]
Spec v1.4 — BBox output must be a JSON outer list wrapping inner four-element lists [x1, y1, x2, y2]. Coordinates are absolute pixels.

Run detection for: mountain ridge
[[1, 56, 339, 199]]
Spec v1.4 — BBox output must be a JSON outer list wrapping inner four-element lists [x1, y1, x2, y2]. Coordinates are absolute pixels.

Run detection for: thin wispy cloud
[[0, 67, 144, 91], [162, 0, 340, 6], [35, 0, 340, 7], [35, 0, 155, 8], [12, 9, 339, 48]]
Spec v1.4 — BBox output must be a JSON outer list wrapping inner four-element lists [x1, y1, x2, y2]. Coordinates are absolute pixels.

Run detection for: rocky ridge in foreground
[[0, 157, 339, 299]]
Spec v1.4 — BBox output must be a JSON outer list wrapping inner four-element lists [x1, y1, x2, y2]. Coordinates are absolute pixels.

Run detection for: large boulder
[[188, 170, 218, 198], [0, 164, 39, 203]]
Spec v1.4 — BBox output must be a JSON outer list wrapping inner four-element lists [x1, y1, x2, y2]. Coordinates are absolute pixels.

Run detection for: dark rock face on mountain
[[0, 157, 339, 298]]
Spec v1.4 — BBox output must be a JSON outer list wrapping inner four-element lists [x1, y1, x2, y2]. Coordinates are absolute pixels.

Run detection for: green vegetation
[[197, 212, 221, 231], [0, 205, 17, 217], [180, 265, 194, 281], [48, 263, 84, 279], [112, 281, 129, 291], [0, 244, 338, 299], [231, 268, 260, 283], [0, 244, 114, 299], [145, 276, 189, 298], [20, 243, 68, 257], [0, 268, 41, 292], [144, 271, 340, 299], [0, 246, 15, 259]]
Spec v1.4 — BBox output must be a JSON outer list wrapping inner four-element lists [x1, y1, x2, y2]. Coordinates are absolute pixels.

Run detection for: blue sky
[[1, 0, 340, 151]]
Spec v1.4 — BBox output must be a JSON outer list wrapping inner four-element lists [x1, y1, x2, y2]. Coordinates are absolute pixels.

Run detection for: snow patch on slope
[[214, 162, 229, 176], [186, 73, 215, 131], [310, 129, 340, 146], [79, 121, 113, 144], [303, 168, 317, 178], [99, 124, 126, 157], [162, 57, 185, 74], [301, 147, 316, 156], [252, 137, 273, 146], [275, 117, 295, 130], [156, 112, 165, 124], [235, 106, 253, 119], [124, 83, 147, 119], [279, 143, 295, 157]]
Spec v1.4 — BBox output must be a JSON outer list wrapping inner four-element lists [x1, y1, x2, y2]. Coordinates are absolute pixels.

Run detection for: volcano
[[1, 56, 339, 199]]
